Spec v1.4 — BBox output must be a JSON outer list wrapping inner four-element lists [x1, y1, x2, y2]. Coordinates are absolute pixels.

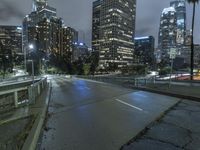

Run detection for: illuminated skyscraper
[[23, 0, 79, 66], [158, 7, 177, 58], [61, 26, 78, 62], [0, 26, 22, 54], [92, 0, 102, 52], [23, 0, 57, 53], [170, 0, 186, 46], [0, 26, 23, 72], [32, 0, 47, 11], [92, 0, 136, 70]]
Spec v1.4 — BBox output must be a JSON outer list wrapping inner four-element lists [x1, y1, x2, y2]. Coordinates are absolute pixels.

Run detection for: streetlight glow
[[29, 44, 34, 50]]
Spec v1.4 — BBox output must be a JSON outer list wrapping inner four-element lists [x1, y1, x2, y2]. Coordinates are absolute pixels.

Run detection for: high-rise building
[[23, 0, 78, 65], [158, 7, 177, 58], [23, 0, 57, 53], [32, 0, 48, 11], [92, 0, 136, 70], [134, 36, 155, 68], [92, 0, 102, 52], [73, 42, 89, 61], [181, 30, 191, 64], [61, 26, 78, 62], [0, 26, 22, 54], [170, 0, 186, 46], [50, 17, 63, 55], [194, 45, 200, 67], [0, 26, 22, 73]]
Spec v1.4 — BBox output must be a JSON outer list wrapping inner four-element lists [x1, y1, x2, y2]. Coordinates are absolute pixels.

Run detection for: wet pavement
[[38, 76, 180, 150], [122, 100, 200, 150]]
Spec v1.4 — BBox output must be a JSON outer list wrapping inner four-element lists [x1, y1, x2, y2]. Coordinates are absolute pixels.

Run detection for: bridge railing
[[77, 75, 200, 88], [0, 78, 47, 113], [77, 75, 156, 87]]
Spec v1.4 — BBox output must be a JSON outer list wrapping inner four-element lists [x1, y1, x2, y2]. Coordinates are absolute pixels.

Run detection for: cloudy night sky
[[0, 0, 200, 47]]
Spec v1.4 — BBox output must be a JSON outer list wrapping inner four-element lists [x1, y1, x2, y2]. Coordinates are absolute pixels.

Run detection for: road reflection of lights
[[133, 92, 148, 98], [73, 80, 91, 97]]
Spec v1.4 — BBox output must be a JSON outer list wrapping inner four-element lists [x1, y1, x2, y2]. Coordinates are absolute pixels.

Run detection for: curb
[[130, 86, 200, 102], [22, 82, 52, 150]]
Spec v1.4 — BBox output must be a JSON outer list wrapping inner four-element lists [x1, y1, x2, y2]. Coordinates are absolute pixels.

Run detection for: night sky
[[0, 0, 199, 47]]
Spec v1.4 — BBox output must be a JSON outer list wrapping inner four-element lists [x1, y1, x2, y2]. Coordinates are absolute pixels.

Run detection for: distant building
[[158, 7, 177, 58], [170, 0, 186, 47], [134, 36, 155, 68], [92, 0, 102, 52], [158, 0, 187, 69], [23, 0, 57, 52], [61, 27, 78, 62], [0, 26, 22, 54], [0, 26, 23, 72], [154, 48, 162, 63], [32, 0, 48, 11], [194, 45, 200, 67], [73, 43, 89, 61], [92, 0, 136, 70], [180, 29, 192, 64], [23, 0, 78, 64]]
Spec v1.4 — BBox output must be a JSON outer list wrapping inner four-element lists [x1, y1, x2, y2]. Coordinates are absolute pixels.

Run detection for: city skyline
[[0, 0, 200, 47]]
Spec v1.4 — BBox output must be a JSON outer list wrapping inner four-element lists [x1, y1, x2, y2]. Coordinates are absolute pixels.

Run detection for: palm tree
[[187, 0, 199, 80]]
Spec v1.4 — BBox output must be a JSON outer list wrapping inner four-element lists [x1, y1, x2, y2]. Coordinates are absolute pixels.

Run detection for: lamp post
[[27, 60, 34, 85], [26, 44, 35, 84], [24, 44, 34, 73]]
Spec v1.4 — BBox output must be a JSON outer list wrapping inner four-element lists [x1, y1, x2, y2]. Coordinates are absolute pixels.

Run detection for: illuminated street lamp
[[29, 44, 34, 50], [24, 43, 35, 84]]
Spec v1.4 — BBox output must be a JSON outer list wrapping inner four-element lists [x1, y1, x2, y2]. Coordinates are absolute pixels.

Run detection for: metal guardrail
[[0, 78, 47, 113], [0, 75, 29, 82], [77, 75, 156, 87], [77, 75, 200, 87]]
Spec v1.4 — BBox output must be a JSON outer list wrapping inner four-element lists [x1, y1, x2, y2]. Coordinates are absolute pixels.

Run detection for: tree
[[187, 0, 199, 80]]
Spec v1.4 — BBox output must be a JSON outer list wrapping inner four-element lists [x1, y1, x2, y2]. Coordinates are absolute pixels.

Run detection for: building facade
[[170, 0, 186, 47], [92, 0, 102, 52], [92, 0, 136, 70], [0, 26, 23, 72], [23, 0, 78, 65], [61, 27, 78, 62], [158, 7, 177, 58], [23, 0, 57, 53], [73, 43, 90, 61], [0, 26, 22, 54], [134, 36, 155, 68]]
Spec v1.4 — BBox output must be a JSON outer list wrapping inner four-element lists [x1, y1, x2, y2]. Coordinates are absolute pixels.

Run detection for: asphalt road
[[38, 75, 179, 150]]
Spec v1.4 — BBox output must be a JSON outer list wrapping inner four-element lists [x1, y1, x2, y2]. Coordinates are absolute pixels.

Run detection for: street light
[[27, 60, 34, 85], [29, 44, 34, 50], [24, 43, 34, 74], [24, 43, 35, 84]]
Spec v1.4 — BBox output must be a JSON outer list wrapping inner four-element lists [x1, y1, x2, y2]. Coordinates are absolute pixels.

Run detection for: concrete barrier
[[0, 78, 47, 113]]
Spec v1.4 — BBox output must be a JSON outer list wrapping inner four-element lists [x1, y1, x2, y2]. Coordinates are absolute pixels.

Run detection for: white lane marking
[[115, 99, 143, 111]]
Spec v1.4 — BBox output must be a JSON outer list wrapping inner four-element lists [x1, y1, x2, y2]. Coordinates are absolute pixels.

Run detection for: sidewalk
[[121, 83, 200, 150], [121, 99, 200, 150], [0, 83, 51, 150]]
